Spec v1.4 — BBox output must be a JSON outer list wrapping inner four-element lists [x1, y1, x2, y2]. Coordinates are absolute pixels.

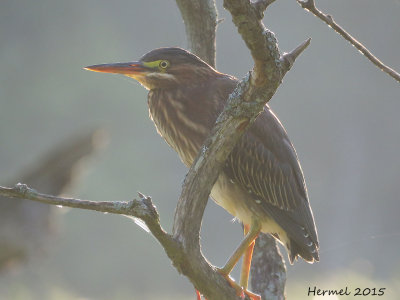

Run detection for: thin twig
[[297, 0, 400, 83], [0, 183, 171, 245], [0, 183, 154, 219]]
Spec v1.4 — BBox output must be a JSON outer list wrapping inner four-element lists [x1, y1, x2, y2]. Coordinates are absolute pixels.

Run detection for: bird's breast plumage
[[148, 82, 221, 167]]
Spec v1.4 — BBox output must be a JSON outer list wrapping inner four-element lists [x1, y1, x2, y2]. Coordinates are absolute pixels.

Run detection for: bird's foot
[[243, 289, 261, 300], [216, 268, 261, 300]]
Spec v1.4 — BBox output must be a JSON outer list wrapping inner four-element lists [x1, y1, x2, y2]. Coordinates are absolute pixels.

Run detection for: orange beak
[[84, 62, 148, 75]]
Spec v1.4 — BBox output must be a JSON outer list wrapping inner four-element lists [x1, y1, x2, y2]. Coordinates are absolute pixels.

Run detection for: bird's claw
[[243, 289, 261, 300], [216, 268, 261, 300]]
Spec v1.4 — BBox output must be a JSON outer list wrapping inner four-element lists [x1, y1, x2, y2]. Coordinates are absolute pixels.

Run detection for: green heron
[[85, 47, 319, 299]]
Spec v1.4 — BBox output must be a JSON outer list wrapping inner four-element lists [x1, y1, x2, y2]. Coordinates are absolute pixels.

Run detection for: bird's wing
[[201, 75, 318, 261], [224, 105, 319, 249], [226, 105, 308, 211]]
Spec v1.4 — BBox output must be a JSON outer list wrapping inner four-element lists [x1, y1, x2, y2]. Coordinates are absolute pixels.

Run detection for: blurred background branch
[[0, 129, 107, 271], [175, 0, 218, 66]]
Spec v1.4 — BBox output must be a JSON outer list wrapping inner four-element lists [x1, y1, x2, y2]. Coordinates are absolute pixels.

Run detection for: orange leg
[[240, 224, 256, 289], [195, 289, 203, 300], [217, 218, 262, 300]]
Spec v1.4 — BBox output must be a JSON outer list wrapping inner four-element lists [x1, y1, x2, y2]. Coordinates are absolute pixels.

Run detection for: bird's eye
[[159, 60, 169, 69]]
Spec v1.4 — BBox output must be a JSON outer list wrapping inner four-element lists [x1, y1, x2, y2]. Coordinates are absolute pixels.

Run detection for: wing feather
[[224, 105, 319, 251]]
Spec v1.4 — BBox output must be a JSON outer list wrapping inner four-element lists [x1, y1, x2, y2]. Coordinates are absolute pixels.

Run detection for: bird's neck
[[148, 81, 221, 166]]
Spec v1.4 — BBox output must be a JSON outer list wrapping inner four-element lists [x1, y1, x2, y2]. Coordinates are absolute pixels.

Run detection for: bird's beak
[[84, 61, 148, 75]]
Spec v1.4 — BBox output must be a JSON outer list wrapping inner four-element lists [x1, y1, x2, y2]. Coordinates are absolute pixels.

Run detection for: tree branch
[[0, 184, 181, 273], [172, 0, 309, 299], [174, 2, 254, 299], [251, 234, 286, 300], [0, 183, 156, 224], [297, 0, 400, 83], [0, 182, 245, 300], [223, 0, 281, 86]]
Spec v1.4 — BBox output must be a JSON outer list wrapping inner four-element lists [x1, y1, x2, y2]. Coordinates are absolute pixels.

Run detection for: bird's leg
[[239, 224, 256, 289], [217, 218, 261, 300], [218, 219, 261, 276]]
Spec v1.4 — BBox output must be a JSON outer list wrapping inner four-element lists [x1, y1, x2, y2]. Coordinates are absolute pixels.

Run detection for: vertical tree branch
[[223, 0, 281, 87], [174, 1, 313, 299], [175, 0, 218, 66], [251, 234, 286, 300]]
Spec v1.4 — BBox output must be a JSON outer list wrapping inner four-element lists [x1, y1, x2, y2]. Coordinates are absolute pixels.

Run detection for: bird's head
[[85, 47, 219, 90]]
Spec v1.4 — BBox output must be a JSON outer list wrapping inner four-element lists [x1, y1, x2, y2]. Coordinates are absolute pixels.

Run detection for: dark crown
[[140, 47, 211, 68]]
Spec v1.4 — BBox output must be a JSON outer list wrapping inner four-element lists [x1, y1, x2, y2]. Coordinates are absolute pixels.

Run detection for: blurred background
[[1, 0, 399, 299]]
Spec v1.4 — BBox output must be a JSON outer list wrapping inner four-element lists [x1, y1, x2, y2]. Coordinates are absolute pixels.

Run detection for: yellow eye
[[159, 60, 169, 69]]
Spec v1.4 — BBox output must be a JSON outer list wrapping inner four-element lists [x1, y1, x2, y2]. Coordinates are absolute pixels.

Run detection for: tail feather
[[288, 238, 319, 264]]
